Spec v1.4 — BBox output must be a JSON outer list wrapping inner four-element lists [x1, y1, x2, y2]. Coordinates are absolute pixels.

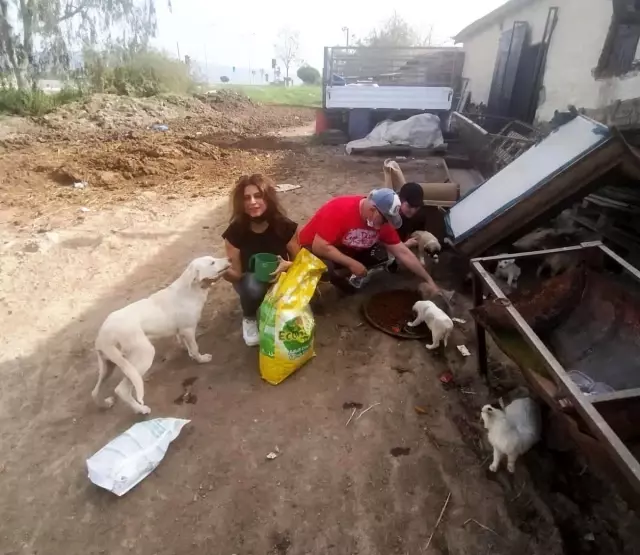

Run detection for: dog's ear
[[184, 261, 201, 287]]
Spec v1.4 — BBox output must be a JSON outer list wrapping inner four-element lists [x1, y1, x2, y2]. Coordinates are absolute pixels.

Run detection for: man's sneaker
[[242, 318, 259, 347]]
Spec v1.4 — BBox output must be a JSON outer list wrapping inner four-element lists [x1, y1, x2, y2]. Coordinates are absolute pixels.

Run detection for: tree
[[297, 64, 320, 85], [361, 12, 422, 48], [0, 0, 166, 90], [274, 27, 300, 84], [220, 75, 229, 83]]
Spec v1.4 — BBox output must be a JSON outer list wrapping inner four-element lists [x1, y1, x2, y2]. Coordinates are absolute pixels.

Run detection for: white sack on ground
[[87, 418, 190, 496], [346, 113, 444, 155]]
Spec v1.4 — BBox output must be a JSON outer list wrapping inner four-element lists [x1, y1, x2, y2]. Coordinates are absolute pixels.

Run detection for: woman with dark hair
[[222, 174, 300, 346]]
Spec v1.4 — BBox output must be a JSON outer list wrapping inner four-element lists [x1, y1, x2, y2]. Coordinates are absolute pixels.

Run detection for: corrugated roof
[[453, 0, 539, 42]]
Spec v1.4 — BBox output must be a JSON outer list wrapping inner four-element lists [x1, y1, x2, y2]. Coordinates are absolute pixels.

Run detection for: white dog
[[495, 257, 521, 287], [410, 231, 441, 264], [481, 398, 541, 473], [92, 256, 230, 415], [407, 300, 453, 350]]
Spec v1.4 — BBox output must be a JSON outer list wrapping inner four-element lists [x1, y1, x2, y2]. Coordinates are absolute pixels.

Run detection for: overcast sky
[[152, 0, 508, 76]]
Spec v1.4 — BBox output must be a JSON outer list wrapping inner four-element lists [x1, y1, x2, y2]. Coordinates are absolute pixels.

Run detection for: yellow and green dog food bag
[[258, 249, 326, 385]]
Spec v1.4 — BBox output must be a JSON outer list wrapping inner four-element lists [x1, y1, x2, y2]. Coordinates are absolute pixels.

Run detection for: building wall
[[459, 0, 640, 121]]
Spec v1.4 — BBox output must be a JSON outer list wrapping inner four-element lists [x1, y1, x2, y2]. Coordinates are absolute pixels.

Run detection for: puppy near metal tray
[[362, 289, 431, 340]]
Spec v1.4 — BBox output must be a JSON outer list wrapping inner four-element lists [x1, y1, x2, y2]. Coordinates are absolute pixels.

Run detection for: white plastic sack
[[346, 113, 444, 154], [87, 418, 190, 496]]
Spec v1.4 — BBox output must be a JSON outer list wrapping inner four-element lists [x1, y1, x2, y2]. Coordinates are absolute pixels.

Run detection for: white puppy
[[495, 257, 521, 287], [407, 300, 453, 350], [92, 256, 230, 415], [410, 231, 441, 264], [481, 398, 541, 473]]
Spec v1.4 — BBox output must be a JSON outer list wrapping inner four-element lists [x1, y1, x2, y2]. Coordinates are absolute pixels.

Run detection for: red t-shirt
[[299, 195, 400, 250]]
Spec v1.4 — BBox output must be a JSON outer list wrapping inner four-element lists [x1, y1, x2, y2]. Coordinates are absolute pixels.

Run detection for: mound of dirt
[[35, 92, 311, 139], [32, 133, 230, 188], [0, 93, 315, 226], [195, 89, 254, 109], [39, 93, 205, 133]]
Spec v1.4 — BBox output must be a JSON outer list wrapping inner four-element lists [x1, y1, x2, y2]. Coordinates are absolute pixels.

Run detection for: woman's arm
[[286, 227, 301, 259], [272, 228, 301, 277], [223, 240, 243, 283]]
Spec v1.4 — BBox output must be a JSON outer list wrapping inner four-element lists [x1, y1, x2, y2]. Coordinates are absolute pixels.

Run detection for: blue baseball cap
[[368, 188, 402, 229]]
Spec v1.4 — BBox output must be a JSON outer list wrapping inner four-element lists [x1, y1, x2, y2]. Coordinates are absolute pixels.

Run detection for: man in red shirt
[[299, 188, 439, 294]]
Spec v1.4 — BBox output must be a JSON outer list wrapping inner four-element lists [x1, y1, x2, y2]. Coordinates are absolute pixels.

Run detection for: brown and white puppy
[[92, 256, 230, 415], [410, 231, 441, 265]]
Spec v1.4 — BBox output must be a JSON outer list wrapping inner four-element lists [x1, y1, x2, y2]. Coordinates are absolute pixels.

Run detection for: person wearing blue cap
[[299, 188, 439, 294]]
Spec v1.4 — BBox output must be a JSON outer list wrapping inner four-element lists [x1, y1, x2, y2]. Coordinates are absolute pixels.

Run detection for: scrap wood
[[423, 492, 452, 552]]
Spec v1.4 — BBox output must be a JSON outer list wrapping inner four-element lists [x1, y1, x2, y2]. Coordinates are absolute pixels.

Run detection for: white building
[[454, 0, 640, 125]]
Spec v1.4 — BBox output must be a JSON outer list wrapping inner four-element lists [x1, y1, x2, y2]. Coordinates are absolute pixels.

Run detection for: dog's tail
[[92, 350, 116, 408], [99, 345, 146, 406]]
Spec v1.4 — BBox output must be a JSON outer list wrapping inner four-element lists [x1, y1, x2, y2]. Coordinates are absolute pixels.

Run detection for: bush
[[0, 86, 83, 116], [84, 49, 195, 97], [220, 75, 229, 83], [297, 65, 321, 85]]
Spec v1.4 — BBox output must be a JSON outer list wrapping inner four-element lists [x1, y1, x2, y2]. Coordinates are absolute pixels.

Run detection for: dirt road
[[1, 97, 639, 555]]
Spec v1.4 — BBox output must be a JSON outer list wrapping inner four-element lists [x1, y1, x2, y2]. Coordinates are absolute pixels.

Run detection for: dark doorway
[[511, 42, 541, 122], [487, 21, 530, 123], [486, 8, 559, 124]]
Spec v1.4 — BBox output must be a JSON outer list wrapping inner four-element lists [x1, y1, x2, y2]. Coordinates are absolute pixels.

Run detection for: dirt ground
[[2, 95, 640, 555]]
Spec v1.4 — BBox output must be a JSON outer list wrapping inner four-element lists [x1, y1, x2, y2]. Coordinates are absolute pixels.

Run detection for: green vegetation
[[296, 65, 321, 85], [0, 87, 84, 116], [0, 49, 196, 117], [217, 85, 321, 107], [84, 50, 196, 97]]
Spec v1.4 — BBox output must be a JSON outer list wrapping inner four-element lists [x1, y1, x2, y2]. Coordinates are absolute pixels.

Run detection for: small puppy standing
[[93, 256, 230, 415], [410, 231, 442, 265], [481, 398, 541, 473], [408, 300, 453, 350], [495, 257, 521, 287]]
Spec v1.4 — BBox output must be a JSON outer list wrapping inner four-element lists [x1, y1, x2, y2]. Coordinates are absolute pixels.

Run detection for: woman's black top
[[222, 217, 297, 272]]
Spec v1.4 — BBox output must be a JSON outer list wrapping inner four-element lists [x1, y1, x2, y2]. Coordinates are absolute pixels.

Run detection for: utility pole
[[341, 26, 349, 47]]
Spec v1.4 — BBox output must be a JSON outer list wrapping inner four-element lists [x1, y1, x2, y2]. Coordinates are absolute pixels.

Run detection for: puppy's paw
[[104, 396, 115, 408], [425, 343, 438, 350], [489, 462, 498, 472], [507, 463, 516, 474], [137, 405, 151, 415], [197, 353, 213, 364]]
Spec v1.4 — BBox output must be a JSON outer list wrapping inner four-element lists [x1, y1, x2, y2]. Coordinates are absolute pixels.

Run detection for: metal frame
[[471, 241, 640, 493], [324, 46, 464, 88]]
